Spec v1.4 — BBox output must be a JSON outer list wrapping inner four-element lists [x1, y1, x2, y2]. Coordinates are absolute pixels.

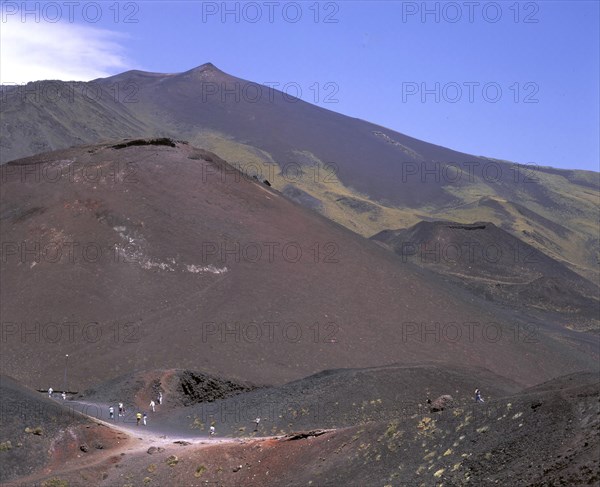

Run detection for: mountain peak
[[186, 62, 222, 73]]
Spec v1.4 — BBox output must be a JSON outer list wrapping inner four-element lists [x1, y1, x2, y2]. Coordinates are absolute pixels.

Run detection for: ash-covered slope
[[1, 139, 596, 392], [152, 363, 522, 437]]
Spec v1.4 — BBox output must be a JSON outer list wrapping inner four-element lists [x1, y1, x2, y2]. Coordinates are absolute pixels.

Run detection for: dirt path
[[15, 397, 285, 486], [60, 398, 239, 440]]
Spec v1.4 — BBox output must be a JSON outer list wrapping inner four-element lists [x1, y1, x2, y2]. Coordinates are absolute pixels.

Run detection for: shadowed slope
[[372, 220, 599, 330]]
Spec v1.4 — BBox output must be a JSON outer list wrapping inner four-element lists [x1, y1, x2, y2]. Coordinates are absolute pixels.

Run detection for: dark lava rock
[[430, 394, 454, 412]]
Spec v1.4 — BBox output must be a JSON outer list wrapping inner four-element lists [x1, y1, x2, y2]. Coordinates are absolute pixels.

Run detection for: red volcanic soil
[[1, 140, 597, 393]]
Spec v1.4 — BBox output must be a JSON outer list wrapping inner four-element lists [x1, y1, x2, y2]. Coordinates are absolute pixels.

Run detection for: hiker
[[118, 402, 124, 416], [136, 412, 142, 426], [158, 392, 163, 405], [254, 417, 261, 430], [209, 425, 215, 436], [48, 387, 53, 397], [475, 388, 484, 403], [109, 406, 115, 419], [143, 412, 148, 426], [61, 392, 66, 400], [149, 400, 156, 412]]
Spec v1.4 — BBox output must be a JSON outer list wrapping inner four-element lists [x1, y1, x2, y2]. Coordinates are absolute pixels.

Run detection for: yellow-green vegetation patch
[[417, 417, 436, 436], [41, 479, 69, 487], [194, 465, 207, 478], [165, 455, 179, 467], [423, 450, 436, 461], [0, 440, 13, 451], [147, 463, 157, 473]]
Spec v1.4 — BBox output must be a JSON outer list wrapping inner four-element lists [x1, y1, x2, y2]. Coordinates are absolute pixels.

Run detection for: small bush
[[41, 479, 69, 487], [166, 455, 179, 467], [194, 465, 207, 478], [0, 440, 13, 451]]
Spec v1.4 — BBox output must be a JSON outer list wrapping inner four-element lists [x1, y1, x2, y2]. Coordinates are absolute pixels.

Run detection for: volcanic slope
[[0, 375, 128, 485], [98, 373, 600, 487], [0, 140, 597, 392], [124, 363, 523, 438], [19, 372, 600, 487], [372, 220, 600, 330], [1, 64, 598, 283]]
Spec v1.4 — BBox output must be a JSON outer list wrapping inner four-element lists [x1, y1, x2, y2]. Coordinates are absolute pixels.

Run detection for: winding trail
[[15, 395, 290, 486], [57, 397, 282, 444]]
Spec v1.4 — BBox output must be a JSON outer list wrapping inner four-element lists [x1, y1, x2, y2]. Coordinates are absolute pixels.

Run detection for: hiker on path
[[149, 400, 156, 412], [475, 388, 484, 403], [61, 392, 67, 400], [136, 412, 142, 426], [109, 406, 115, 419], [143, 412, 148, 426], [48, 387, 53, 398], [254, 417, 261, 431], [118, 402, 124, 416], [158, 392, 163, 404], [209, 425, 215, 436]]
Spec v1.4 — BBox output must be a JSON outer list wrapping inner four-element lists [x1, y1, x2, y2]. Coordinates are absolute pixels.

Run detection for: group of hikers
[[47, 384, 484, 438], [107, 391, 164, 426], [47, 387, 67, 401]]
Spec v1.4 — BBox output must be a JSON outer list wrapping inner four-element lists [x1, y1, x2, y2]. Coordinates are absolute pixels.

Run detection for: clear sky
[[1, 1, 598, 171]]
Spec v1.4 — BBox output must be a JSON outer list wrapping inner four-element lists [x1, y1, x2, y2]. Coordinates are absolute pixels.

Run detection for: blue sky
[[1, 1, 598, 171]]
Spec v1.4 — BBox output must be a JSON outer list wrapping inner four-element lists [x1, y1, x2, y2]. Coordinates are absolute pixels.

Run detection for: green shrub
[[0, 441, 13, 451], [41, 479, 68, 487], [194, 465, 207, 478], [166, 455, 179, 467]]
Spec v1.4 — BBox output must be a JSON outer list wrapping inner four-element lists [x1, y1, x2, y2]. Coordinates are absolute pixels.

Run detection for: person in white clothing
[[149, 400, 156, 412]]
